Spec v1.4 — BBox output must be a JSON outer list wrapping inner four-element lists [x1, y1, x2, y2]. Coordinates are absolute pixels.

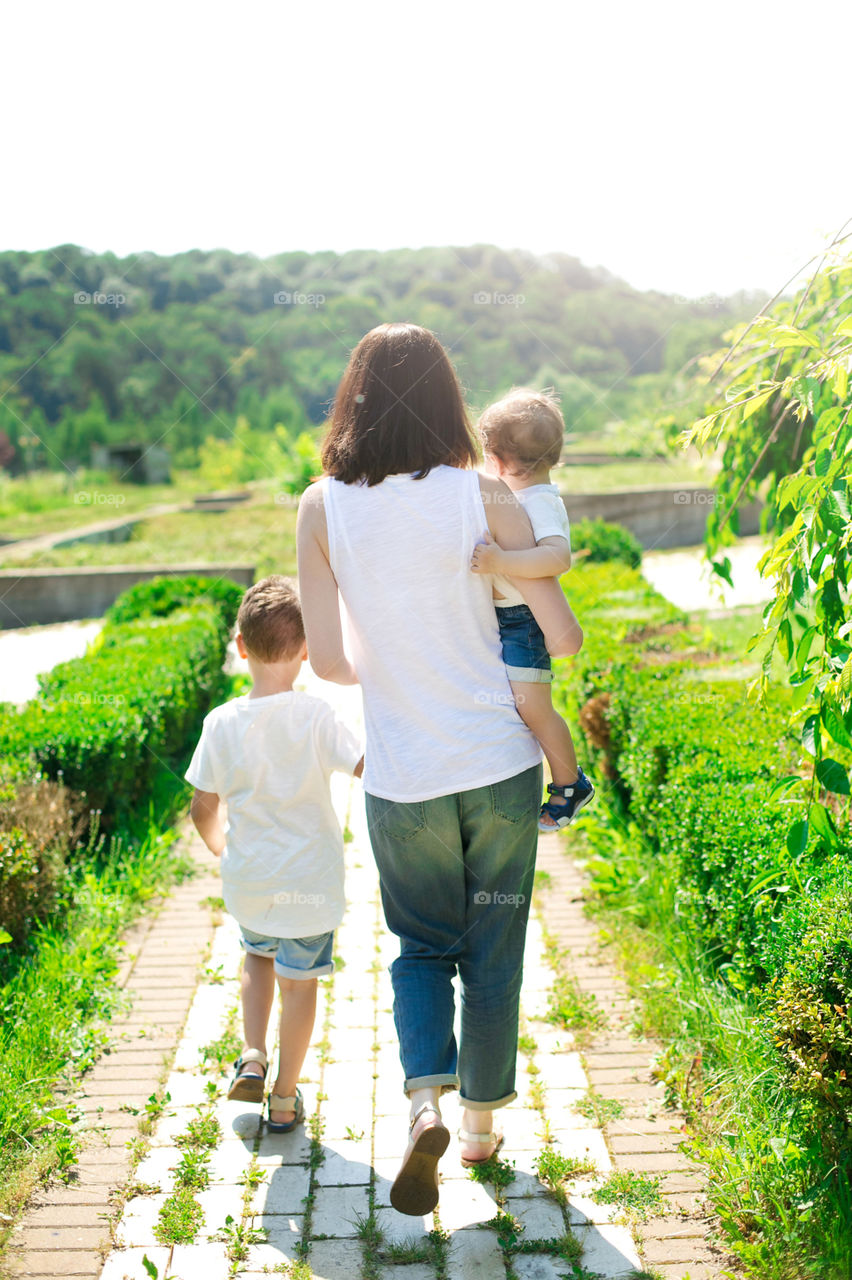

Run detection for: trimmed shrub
[[0, 765, 75, 947], [571, 518, 643, 568], [105, 573, 244, 644]]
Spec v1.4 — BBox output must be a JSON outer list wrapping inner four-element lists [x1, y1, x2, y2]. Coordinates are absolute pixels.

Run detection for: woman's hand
[[470, 530, 504, 574]]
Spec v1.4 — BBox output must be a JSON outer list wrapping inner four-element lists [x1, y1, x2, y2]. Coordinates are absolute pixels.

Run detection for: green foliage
[[0, 766, 74, 947], [590, 1169, 665, 1220], [106, 572, 244, 636], [0, 244, 757, 478], [0, 601, 228, 820], [0, 821, 188, 1232], [571, 517, 643, 568], [154, 1187, 204, 1245]]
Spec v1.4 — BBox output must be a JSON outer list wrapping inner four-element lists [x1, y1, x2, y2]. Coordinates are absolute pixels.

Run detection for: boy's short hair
[[478, 387, 564, 474], [237, 576, 305, 662]]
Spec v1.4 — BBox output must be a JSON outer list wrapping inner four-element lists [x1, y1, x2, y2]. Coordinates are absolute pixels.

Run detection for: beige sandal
[[390, 1102, 450, 1216], [458, 1126, 504, 1168], [227, 1048, 267, 1102]]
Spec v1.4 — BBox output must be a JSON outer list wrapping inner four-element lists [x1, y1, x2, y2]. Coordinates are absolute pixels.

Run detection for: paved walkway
[[8, 681, 724, 1280]]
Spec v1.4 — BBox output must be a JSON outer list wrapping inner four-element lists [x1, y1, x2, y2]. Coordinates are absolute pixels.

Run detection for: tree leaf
[[815, 448, 832, 477], [801, 714, 820, 756], [835, 318, 852, 339], [809, 802, 838, 843], [821, 706, 852, 751], [767, 775, 803, 802], [786, 819, 809, 858], [816, 758, 850, 795]]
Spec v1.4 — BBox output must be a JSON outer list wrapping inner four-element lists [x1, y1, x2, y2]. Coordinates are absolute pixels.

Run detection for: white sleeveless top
[[323, 467, 541, 801]]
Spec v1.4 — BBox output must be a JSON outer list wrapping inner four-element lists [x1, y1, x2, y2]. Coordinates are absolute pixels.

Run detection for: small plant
[[513, 1232, 583, 1263], [534, 1149, 599, 1206], [268, 1262, 313, 1278], [141, 1255, 178, 1280], [517, 1032, 538, 1055], [174, 1146, 211, 1191], [238, 1162, 267, 1191], [200, 894, 226, 913], [202, 964, 226, 984], [203, 1079, 219, 1102], [466, 1153, 517, 1190], [548, 973, 606, 1040], [483, 1209, 523, 1252], [200, 1026, 242, 1074], [345, 1125, 365, 1141], [176, 1110, 222, 1150], [590, 1169, 665, 1221], [534, 869, 553, 890], [343, 824, 354, 843], [154, 1187, 204, 1245], [213, 1213, 267, 1267], [575, 1090, 625, 1126]]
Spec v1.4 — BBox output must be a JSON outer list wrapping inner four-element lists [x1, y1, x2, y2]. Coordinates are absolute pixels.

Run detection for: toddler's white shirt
[[493, 483, 572, 608], [185, 691, 361, 937]]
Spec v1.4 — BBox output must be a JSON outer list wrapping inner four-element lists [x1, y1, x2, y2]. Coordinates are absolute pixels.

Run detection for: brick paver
[[8, 678, 726, 1279]]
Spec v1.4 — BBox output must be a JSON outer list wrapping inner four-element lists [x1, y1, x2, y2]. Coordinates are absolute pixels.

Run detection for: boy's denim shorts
[[239, 927, 335, 979], [496, 603, 553, 684]]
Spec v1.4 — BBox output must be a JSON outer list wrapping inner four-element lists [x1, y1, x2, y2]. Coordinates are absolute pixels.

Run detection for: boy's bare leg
[[269, 975, 319, 1121], [240, 952, 276, 1075], [511, 681, 578, 826]]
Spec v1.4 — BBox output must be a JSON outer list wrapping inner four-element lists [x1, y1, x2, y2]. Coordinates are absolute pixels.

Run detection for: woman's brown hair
[[321, 323, 478, 486]]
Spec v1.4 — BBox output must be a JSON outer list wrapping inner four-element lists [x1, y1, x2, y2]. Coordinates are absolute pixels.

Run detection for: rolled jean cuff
[[458, 1090, 517, 1111], [404, 1073, 459, 1095]]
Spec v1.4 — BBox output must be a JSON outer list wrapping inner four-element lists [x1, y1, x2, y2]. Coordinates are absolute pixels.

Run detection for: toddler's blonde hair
[[478, 387, 564, 475]]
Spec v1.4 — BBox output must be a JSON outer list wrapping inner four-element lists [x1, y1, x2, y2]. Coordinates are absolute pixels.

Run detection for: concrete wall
[[566, 486, 763, 550], [0, 564, 255, 629]]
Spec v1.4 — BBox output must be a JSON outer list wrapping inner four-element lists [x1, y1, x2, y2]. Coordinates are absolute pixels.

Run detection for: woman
[[297, 323, 582, 1216]]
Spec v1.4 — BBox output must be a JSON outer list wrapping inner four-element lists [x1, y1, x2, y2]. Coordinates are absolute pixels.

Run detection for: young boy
[[471, 388, 594, 830], [186, 576, 363, 1130]]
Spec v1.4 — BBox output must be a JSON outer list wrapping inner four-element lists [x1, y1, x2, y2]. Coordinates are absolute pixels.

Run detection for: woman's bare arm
[[479, 475, 583, 657], [296, 484, 359, 684]]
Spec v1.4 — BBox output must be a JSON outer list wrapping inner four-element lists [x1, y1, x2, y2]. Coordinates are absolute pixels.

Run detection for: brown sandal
[[390, 1102, 450, 1216], [458, 1127, 504, 1168]]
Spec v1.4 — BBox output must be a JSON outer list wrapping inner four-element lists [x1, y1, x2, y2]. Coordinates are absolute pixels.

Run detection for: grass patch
[[154, 1187, 204, 1245], [174, 1146, 211, 1191], [0, 817, 193, 1250], [547, 971, 606, 1041], [590, 1168, 665, 1221], [176, 1110, 222, 1151], [575, 1090, 625, 1126], [466, 1154, 517, 1190]]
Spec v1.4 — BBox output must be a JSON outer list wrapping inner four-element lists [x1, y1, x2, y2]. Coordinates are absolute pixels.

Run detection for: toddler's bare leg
[[511, 682, 578, 825], [270, 976, 319, 1121], [240, 952, 276, 1074]]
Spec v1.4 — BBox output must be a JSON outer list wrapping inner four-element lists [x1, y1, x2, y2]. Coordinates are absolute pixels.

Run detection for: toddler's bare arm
[[471, 531, 571, 577]]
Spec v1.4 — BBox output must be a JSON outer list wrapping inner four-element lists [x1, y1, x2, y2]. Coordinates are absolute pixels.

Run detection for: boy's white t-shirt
[[185, 691, 361, 937], [493, 483, 571, 608]]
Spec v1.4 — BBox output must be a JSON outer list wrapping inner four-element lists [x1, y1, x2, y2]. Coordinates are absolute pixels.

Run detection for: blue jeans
[[365, 763, 542, 1110]]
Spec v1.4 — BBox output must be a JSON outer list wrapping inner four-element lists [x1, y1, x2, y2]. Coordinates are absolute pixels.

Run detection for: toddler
[[471, 388, 594, 830]]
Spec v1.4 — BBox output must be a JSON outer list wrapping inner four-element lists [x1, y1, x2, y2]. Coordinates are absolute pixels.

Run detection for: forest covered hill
[[0, 244, 762, 472]]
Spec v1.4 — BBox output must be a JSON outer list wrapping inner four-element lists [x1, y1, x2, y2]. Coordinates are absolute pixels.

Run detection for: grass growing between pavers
[[0, 814, 197, 1259]]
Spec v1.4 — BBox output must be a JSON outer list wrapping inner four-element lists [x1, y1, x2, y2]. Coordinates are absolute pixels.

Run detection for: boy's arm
[[353, 756, 364, 779], [297, 484, 359, 685], [471, 531, 572, 578], [190, 789, 225, 856], [480, 476, 583, 658]]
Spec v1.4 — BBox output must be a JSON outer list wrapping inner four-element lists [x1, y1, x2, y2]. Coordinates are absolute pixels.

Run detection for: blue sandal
[[538, 769, 595, 831]]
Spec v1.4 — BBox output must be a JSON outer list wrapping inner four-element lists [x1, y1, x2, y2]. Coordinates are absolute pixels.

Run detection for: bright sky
[[4, 0, 850, 298]]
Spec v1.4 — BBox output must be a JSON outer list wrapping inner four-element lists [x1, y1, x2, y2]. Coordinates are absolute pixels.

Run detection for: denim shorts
[[239, 927, 335, 979], [496, 603, 552, 683]]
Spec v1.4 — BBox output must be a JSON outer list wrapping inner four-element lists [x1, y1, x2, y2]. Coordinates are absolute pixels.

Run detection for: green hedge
[[571, 517, 643, 568], [557, 561, 852, 1275], [0, 574, 244, 824]]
